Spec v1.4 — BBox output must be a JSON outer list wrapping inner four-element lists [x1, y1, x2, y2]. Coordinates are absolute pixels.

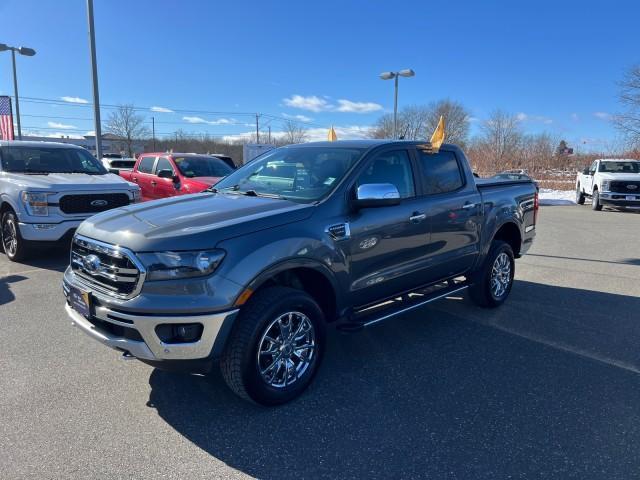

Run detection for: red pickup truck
[[120, 153, 234, 201]]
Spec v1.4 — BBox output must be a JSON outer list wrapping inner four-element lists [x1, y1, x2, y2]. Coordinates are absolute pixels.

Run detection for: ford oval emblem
[[91, 199, 108, 207], [82, 254, 101, 273], [627, 185, 638, 190]]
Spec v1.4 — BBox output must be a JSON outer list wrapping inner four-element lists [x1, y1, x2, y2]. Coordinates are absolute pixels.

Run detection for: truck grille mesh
[[60, 193, 130, 214], [610, 181, 640, 194], [70, 235, 145, 299]]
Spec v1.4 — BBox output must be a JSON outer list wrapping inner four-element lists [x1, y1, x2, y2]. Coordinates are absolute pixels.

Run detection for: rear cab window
[[417, 149, 464, 194], [137, 156, 156, 174]]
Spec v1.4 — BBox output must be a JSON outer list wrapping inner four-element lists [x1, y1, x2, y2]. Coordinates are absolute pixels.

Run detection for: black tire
[[1, 210, 30, 262], [469, 240, 515, 308], [220, 286, 326, 406], [576, 184, 585, 205], [591, 188, 603, 211]]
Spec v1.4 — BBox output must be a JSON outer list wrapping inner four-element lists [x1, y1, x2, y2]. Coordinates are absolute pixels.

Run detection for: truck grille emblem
[[82, 254, 101, 273], [90, 199, 109, 207], [627, 185, 638, 190]]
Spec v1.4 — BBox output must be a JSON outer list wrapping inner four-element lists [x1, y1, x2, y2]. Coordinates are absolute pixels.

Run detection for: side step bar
[[338, 281, 469, 332]]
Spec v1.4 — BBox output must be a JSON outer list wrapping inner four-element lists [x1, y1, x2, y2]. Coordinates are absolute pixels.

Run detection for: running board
[[337, 281, 469, 332]]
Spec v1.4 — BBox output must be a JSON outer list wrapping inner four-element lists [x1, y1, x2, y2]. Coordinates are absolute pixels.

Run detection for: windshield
[[598, 161, 640, 173], [214, 146, 366, 203], [1, 146, 107, 174], [174, 156, 234, 178]]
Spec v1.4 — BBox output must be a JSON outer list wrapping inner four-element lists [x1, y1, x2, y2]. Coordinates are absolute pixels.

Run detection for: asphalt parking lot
[[1, 205, 640, 479]]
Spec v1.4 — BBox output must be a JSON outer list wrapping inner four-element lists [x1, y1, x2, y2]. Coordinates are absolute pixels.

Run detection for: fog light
[[33, 224, 56, 230], [155, 323, 203, 343]]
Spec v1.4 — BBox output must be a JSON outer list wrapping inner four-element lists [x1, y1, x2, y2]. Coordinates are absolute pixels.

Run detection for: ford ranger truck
[[120, 152, 233, 201], [62, 141, 537, 405], [575, 158, 640, 210], [0, 141, 141, 261]]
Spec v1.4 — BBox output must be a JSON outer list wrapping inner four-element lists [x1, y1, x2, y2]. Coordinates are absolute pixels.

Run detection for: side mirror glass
[[355, 183, 401, 208]]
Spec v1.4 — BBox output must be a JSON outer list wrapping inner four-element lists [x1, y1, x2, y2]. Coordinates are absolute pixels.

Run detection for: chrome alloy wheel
[[2, 217, 18, 257], [490, 252, 512, 299], [257, 311, 316, 389]]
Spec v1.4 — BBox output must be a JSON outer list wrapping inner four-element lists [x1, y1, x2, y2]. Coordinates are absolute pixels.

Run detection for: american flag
[[0, 96, 15, 141]]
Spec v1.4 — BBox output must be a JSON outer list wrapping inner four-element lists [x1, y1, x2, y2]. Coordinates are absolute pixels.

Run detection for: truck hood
[[1, 172, 135, 191], [76, 192, 315, 252], [598, 173, 640, 182]]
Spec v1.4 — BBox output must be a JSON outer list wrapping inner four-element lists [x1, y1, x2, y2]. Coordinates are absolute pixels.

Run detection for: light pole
[[86, 0, 103, 159], [379, 69, 415, 139], [0, 43, 36, 140]]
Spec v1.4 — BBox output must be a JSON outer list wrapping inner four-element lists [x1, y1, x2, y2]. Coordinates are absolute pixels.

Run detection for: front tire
[[592, 188, 603, 211], [220, 286, 326, 405], [576, 184, 585, 204], [469, 240, 515, 308], [1, 211, 30, 262]]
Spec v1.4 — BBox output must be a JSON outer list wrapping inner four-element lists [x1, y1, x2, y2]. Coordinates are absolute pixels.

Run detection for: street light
[[0, 43, 36, 140], [379, 69, 415, 139]]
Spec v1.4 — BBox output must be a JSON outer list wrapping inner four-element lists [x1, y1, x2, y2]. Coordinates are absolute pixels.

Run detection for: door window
[[155, 157, 174, 175], [417, 150, 464, 194], [138, 156, 156, 173], [357, 150, 415, 198]]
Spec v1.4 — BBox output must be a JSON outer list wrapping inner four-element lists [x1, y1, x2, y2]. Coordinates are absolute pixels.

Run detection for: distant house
[[22, 133, 147, 157]]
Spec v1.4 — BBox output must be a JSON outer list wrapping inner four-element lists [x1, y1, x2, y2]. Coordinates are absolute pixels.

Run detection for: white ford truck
[[0, 141, 141, 261], [575, 158, 640, 210]]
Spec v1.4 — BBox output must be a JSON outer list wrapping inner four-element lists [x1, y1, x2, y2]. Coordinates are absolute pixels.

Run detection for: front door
[[346, 149, 430, 307], [134, 155, 157, 201], [153, 156, 180, 199]]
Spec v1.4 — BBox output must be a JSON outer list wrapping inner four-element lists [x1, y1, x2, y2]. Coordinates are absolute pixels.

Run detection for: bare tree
[[424, 99, 471, 146], [478, 109, 523, 166], [614, 65, 640, 148], [105, 104, 149, 156], [369, 105, 429, 140], [281, 120, 308, 144]]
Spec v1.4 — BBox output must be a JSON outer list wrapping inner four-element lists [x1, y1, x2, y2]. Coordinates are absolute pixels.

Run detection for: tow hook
[[121, 351, 136, 361]]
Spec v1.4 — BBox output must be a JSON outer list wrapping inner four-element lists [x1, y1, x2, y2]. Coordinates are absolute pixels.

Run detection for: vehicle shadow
[[2, 245, 70, 273], [0, 274, 27, 306], [147, 281, 640, 479], [528, 252, 640, 267]]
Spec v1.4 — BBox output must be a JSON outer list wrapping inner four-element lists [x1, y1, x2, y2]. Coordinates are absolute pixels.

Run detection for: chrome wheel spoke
[[490, 252, 511, 298]]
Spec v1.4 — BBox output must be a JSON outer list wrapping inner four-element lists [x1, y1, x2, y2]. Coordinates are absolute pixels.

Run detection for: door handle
[[409, 212, 426, 223], [132, 177, 138, 182], [462, 203, 477, 209], [151, 181, 157, 187]]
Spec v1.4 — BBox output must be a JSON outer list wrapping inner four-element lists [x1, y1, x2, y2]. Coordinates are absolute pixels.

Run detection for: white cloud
[[60, 96, 89, 104], [47, 121, 76, 130], [517, 112, 552, 124], [150, 106, 173, 113], [282, 113, 313, 122], [516, 112, 528, 122], [183, 116, 235, 125], [283, 95, 331, 112], [593, 112, 611, 120], [336, 99, 382, 113]]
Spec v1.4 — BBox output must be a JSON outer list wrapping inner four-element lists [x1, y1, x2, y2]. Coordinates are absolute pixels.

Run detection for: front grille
[[610, 181, 640, 194], [60, 193, 129, 214], [71, 235, 145, 299]]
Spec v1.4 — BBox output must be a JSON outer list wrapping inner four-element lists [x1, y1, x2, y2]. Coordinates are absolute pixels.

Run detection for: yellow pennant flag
[[328, 126, 337, 142], [429, 115, 445, 151]]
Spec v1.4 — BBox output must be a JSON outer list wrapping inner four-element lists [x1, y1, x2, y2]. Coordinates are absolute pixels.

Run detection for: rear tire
[[469, 240, 515, 308], [576, 185, 585, 205], [1, 210, 30, 262], [220, 286, 326, 406], [592, 188, 603, 211]]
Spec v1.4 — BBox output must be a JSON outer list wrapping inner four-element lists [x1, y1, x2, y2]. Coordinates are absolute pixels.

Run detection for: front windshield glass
[[214, 146, 366, 203], [174, 156, 234, 178], [598, 161, 640, 173], [1, 146, 107, 174]]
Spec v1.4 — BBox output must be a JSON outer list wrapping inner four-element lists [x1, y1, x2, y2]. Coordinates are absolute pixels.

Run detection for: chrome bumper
[[64, 297, 238, 361]]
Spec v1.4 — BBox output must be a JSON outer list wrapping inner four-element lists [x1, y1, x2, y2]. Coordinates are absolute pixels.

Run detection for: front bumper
[[599, 192, 640, 206], [63, 280, 238, 363], [19, 220, 82, 241]]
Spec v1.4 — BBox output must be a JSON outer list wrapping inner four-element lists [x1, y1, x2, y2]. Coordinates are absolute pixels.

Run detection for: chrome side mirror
[[355, 183, 401, 208]]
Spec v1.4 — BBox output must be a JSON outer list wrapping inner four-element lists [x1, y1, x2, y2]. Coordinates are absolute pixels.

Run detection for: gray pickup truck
[[62, 140, 537, 405]]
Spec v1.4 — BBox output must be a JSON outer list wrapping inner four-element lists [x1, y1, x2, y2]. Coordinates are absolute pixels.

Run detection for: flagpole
[[87, 0, 103, 159]]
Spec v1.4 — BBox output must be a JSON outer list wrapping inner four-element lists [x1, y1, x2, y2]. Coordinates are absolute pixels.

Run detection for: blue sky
[[0, 0, 638, 150]]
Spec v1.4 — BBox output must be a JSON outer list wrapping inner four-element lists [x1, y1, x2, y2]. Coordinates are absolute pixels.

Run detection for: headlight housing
[[131, 188, 142, 203], [21, 191, 50, 216], [601, 180, 610, 192], [138, 249, 225, 281]]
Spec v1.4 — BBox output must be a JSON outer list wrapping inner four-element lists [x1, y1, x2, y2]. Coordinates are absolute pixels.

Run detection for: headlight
[[21, 191, 50, 216], [601, 180, 610, 192], [131, 189, 142, 203], [138, 250, 225, 281]]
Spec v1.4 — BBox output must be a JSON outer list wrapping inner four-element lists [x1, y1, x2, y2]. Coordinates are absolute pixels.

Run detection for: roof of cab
[[283, 139, 457, 150], [0, 140, 85, 149]]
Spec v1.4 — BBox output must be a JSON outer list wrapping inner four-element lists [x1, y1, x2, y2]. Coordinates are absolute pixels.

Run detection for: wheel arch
[[492, 221, 522, 258]]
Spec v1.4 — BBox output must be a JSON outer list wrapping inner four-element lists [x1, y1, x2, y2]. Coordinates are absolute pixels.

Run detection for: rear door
[[133, 155, 157, 201], [415, 148, 482, 281], [346, 148, 431, 307], [152, 156, 181, 199]]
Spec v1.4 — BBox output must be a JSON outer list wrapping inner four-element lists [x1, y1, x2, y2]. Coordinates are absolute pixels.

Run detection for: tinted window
[[0, 146, 107, 174], [357, 150, 415, 198], [174, 156, 233, 178], [598, 161, 640, 173], [418, 150, 463, 194], [155, 157, 174, 175], [138, 156, 155, 173]]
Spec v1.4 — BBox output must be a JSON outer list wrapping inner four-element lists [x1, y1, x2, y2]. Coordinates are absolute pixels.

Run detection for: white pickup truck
[[0, 141, 141, 261], [575, 158, 640, 211]]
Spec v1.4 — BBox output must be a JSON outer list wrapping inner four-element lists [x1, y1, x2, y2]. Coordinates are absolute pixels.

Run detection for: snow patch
[[538, 188, 576, 206]]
